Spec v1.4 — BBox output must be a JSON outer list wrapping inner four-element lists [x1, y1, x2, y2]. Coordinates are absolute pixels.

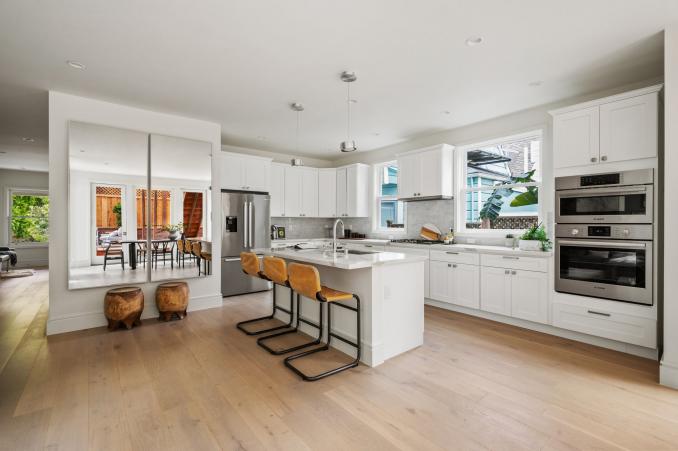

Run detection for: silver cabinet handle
[[447, 263, 452, 268], [511, 270, 517, 275], [452, 264, 457, 268], [446, 251, 459, 255], [590, 157, 597, 163], [365, 244, 373, 248], [504, 270, 510, 274], [601, 156, 607, 161], [502, 256, 519, 260], [587, 310, 611, 317]]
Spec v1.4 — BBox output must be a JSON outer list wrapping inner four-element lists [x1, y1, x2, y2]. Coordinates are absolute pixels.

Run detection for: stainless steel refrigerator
[[221, 190, 272, 297]]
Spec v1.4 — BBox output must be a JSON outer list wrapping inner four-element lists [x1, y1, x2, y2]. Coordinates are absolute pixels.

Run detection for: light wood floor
[[2, 269, 678, 450]]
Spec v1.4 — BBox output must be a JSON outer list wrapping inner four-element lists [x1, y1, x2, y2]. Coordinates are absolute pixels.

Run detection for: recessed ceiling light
[[465, 36, 484, 46], [373, 132, 381, 136], [103, 162, 109, 166], [22, 137, 35, 142], [528, 80, 543, 87], [80, 149, 85, 153], [442, 110, 451, 115], [67, 60, 86, 70]]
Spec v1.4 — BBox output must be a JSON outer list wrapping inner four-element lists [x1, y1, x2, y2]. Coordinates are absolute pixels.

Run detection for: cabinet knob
[[511, 270, 517, 275], [601, 155, 608, 161], [590, 157, 597, 163], [452, 264, 457, 268], [504, 270, 510, 274], [448, 263, 452, 267]]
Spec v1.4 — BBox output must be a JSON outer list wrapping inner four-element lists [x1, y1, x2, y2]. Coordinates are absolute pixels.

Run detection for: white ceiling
[[0, 0, 676, 171]]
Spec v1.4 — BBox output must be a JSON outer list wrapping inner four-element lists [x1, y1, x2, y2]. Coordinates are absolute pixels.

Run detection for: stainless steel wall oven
[[554, 169, 654, 305]]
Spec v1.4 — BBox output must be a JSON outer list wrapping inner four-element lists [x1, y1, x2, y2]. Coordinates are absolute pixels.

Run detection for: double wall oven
[[554, 169, 654, 305]]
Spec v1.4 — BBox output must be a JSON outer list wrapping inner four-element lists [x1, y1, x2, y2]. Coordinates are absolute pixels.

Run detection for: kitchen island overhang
[[255, 248, 426, 367]]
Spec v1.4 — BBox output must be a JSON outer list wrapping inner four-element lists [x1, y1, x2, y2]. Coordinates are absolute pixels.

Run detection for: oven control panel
[[555, 224, 652, 240]]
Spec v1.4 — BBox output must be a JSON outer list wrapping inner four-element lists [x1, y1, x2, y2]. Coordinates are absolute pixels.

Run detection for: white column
[[661, 24, 678, 389]]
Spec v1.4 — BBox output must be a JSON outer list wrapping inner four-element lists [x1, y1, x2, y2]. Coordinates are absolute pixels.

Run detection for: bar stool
[[236, 253, 295, 335], [191, 241, 202, 275], [283, 262, 361, 381]]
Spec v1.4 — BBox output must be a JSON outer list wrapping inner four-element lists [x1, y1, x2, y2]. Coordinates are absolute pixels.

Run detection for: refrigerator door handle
[[243, 202, 248, 248], [248, 201, 254, 248]]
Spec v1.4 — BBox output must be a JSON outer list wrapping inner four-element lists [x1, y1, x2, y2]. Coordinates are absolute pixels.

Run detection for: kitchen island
[[256, 247, 427, 367]]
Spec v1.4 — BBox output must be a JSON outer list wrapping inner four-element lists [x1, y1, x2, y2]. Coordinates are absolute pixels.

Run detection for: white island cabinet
[[258, 247, 426, 367]]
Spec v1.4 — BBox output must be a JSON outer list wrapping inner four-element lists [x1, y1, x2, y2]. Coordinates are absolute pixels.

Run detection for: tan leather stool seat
[[241, 252, 262, 278], [319, 286, 353, 302], [263, 256, 288, 285]]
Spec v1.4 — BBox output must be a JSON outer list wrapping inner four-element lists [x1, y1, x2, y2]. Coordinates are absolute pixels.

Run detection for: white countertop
[[255, 247, 427, 270], [429, 243, 553, 257]]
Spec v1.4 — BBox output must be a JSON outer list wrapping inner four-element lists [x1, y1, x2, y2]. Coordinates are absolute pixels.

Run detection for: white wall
[[661, 26, 678, 389], [0, 168, 49, 268], [48, 91, 222, 335], [222, 144, 334, 168]]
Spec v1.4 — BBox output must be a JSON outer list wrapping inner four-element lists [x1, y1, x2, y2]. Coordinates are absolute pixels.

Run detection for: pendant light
[[290, 102, 304, 164], [340, 71, 357, 152]]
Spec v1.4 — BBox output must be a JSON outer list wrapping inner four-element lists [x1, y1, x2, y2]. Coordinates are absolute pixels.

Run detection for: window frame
[[454, 130, 543, 236], [7, 188, 50, 248], [372, 160, 407, 234]]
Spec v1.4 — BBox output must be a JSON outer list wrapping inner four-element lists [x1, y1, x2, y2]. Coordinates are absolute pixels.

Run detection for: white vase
[[518, 239, 542, 251]]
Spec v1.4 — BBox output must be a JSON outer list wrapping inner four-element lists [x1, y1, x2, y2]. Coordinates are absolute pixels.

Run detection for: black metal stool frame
[[236, 276, 296, 336], [284, 294, 361, 382], [256, 292, 324, 355]]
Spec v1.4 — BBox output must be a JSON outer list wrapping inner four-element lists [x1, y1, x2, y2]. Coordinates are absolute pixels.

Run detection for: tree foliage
[[479, 170, 537, 223], [10, 194, 49, 243]]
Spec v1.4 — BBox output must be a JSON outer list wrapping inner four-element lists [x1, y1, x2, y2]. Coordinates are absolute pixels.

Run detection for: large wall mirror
[[68, 121, 212, 290]]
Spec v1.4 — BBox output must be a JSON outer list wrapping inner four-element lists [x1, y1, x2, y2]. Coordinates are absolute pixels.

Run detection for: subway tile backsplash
[[271, 198, 455, 240]]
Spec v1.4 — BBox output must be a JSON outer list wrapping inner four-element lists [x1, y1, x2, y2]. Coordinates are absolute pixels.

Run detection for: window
[[374, 162, 406, 231], [458, 131, 541, 232], [9, 190, 49, 245]]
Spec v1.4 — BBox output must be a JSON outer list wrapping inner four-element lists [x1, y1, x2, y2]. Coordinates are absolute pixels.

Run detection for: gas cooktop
[[390, 239, 445, 245]]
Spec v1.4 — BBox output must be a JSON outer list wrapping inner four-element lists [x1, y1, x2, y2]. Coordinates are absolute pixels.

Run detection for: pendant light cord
[[346, 82, 351, 141]]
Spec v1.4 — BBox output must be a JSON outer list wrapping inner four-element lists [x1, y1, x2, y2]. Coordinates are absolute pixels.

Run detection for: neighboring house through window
[[8, 189, 49, 245], [374, 161, 406, 232], [457, 131, 541, 233]]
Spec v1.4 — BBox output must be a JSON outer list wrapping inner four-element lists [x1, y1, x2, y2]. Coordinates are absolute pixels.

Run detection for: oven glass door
[[556, 239, 652, 305], [556, 185, 652, 223]]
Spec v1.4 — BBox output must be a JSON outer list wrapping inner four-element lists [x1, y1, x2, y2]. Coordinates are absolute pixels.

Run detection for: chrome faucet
[[332, 218, 344, 255]]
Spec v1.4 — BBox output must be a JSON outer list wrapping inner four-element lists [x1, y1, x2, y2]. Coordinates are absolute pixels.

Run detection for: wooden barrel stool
[[104, 286, 144, 331], [156, 281, 189, 321]]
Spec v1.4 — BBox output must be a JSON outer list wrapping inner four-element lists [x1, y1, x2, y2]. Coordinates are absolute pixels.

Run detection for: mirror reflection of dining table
[[119, 238, 212, 270]]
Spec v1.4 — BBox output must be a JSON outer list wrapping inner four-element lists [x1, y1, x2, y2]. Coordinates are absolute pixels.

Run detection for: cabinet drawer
[[552, 302, 656, 348], [480, 254, 547, 272], [430, 250, 479, 265]]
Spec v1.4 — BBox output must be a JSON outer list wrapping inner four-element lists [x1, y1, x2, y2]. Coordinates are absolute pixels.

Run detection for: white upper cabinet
[[396, 144, 454, 200], [599, 92, 658, 163], [219, 152, 271, 191], [553, 107, 599, 168], [283, 166, 302, 217], [318, 168, 337, 217], [270, 163, 285, 217], [551, 85, 661, 170], [336, 164, 369, 217], [299, 167, 318, 217]]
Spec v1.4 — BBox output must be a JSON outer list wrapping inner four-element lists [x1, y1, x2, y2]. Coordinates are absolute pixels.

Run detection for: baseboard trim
[[660, 360, 678, 389], [46, 293, 223, 335], [425, 300, 658, 360]]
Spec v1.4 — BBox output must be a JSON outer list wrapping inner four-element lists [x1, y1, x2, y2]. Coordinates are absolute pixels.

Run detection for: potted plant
[[504, 233, 515, 248], [518, 223, 552, 251], [162, 222, 183, 240]]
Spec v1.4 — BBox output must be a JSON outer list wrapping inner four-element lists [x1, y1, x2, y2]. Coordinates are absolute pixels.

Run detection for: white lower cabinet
[[480, 267, 512, 315], [480, 267, 548, 324], [429, 260, 480, 309], [511, 270, 548, 324]]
